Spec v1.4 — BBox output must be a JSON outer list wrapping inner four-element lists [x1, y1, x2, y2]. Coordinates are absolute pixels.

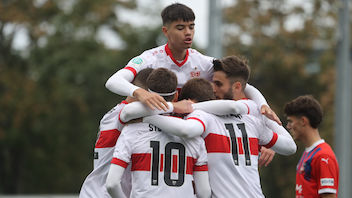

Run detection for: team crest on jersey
[[131, 57, 143, 65], [190, 71, 200, 77]]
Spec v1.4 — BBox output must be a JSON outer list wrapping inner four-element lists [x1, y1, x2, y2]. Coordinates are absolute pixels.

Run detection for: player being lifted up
[[105, 3, 280, 126], [140, 56, 297, 197], [106, 68, 211, 198]]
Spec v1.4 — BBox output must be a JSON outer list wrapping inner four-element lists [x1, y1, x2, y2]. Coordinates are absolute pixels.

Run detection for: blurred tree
[[223, 0, 337, 197], [0, 0, 163, 193]]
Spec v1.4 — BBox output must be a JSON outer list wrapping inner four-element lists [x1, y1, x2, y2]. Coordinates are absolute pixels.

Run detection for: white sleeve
[[244, 84, 268, 108], [119, 102, 174, 123], [263, 118, 297, 155], [142, 115, 204, 138], [106, 164, 127, 198], [105, 69, 140, 97], [192, 100, 249, 115], [193, 171, 211, 198]]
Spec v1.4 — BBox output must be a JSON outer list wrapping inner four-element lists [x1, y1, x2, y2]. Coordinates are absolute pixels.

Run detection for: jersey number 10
[[150, 141, 186, 187]]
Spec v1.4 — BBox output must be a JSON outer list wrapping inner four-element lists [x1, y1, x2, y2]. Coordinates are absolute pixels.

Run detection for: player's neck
[[303, 128, 321, 148], [168, 44, 187, 61]]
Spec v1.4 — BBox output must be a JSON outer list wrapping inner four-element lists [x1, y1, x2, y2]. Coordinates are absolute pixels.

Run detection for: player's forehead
[[169, 19, 195, 27]]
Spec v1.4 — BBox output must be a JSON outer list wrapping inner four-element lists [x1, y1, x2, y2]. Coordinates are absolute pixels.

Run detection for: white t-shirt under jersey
[[112, 122, 208, 198]]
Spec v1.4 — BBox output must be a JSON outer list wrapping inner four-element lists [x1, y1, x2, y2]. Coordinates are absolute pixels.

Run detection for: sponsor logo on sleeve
[[130, 57, 143, 67], [320, 178, 334, 186]]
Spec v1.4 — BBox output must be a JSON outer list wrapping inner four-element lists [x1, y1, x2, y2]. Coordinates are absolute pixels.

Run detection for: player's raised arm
[[193, 100, 249, 116], [262, 118, 297, 155], [142, 113, 205, 138]]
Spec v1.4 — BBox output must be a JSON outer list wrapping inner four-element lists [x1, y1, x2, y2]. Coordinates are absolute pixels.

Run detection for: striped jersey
[[123, 43, 213, 90], [186, 99, 278, 198], [111, 122, 208, 198], [80, 101, 129, 198], [296, 140, 339, 198]]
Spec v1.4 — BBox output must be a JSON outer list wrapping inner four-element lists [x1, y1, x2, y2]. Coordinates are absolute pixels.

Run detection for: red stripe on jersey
[[160, 154, 164, 172], [124, 67, 137, 76], [237, 137, 244, 154], [111, 157, 129, 168], [121, 100, 128, 104], [186, 157, 195, 175], [249, 138, 259, 155], [118, 107, 126, 125], [204, 133, 231, 153], [131, 153, 151, 171], [187, 117, 206, 132], [172, 155, 178, 173], [194, 164, 208, 171], [264, 132, 278, 148], [95, 129, 121, 148], [165, 43, 189, 67], [243, 102, 250, 114]]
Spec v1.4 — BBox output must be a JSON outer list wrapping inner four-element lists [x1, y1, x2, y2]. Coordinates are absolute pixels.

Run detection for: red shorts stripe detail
[[111, 157, 128, 168], [204, 133, 231, 153], [264, 132, 278, 148], [237, 137, 244, 154], [124, 67, 137, 76], [95, 129, 121, 148], [249, 137, 259, 155], [172, 155, 178, 173], [187, 117, 206, 132], [194, 164, 208, 171], [131, 153, 151, 171]]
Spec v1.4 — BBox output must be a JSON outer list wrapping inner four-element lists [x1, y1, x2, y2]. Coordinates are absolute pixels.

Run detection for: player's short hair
[[147, 68, 177, 101], [161, 3, 195, 25], [179, 78, 215, 102], [284, 95, 323, 129], [132, 68, 154, 90], [213, 55, 250, 90]]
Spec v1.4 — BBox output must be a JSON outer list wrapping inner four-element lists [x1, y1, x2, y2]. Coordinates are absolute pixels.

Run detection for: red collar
[[165, 43, 189, 67]]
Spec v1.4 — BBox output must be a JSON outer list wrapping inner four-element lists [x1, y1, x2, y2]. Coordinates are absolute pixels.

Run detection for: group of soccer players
[[79, 3, 339, 198]]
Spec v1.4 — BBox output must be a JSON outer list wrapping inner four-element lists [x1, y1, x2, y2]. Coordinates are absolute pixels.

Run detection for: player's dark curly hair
[[179, 78, 215, 102], [284, 95, 323, 129], [161, 3, 195, 25], [213, 55, 250, 90]]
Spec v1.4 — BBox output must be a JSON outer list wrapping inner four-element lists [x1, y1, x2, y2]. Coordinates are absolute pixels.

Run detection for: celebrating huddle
[[79, 3, 339, 198]]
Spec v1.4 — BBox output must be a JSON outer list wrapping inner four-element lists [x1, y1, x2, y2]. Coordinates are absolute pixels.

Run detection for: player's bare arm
[[258, 147, 275, 167], [261, 105, 282, 125], [133, 88, 169, 111]]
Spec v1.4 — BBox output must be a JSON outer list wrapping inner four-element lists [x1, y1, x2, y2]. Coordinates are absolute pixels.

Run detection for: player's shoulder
[[187, 109, 214, 119], [188, 48, 214, 61], [238, 99, 261, 116], [315, 142, 337, 158], [99, 101, 128, 130], [127, 45, 165, 66]]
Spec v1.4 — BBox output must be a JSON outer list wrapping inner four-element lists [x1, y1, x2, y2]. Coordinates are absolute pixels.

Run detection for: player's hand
[[133, 88, 168, 111], [258, 147, 275, 167], [172, 100, 194, 114], [260, 105, 282, 125]]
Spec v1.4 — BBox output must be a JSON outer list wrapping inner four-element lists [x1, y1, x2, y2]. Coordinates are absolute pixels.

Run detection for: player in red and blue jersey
[[284, 95, 339, 198]]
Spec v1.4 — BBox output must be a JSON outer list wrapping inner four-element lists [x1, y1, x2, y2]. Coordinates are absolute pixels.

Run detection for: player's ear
[[232, 81, 242, 92], [162, 25, 168, 36], [301, 116, 310, 127], [172, 91, 179, 102]]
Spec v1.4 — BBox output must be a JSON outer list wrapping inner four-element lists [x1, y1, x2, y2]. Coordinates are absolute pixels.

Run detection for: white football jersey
[[123, 44, 214, 89], [80, 101, 131, 198], [186, 100, 278, 198], [112, 122, 208, 198]]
